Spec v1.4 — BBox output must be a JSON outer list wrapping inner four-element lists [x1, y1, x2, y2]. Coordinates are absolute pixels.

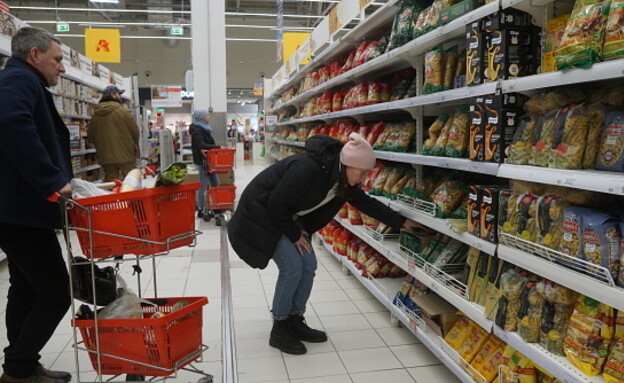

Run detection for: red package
[[367, 82, 383, 105], [348, 238, 363, 263], [319, 65, 331, 83], [342, 122, 357, 143], [381, 83, 392, 102], [347, 203, 363, 225], [343, 86, 358, 109], [356, 83, 369, 107], [310, 71, 320, 89], [362, 161, 385, 191], [319, 92, 333, 115], [332, 91, 345, 112], [352, 41, 369, 68], [308, 126, 320, 139], [366, 122, 386, 145], [359, 124, 371, 138], [319, 124, 330, 136], [341, 51, 356, 74], [313, 96, 323, 116], [335, 229, 352, 256], [358, 40, 380, 66], [331, 227, 343, 252], [328, 123, 340, 138], [329, 59, 345, 78], [337, 203, 348, 218], [336, 122, 347, 142]]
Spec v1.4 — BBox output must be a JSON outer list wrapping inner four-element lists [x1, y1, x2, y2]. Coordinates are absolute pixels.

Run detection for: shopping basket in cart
[[204, 148, 235, 174], [69, 183, 200, 259], [74, 296, 208, 377], [208, 186, 236, 211]]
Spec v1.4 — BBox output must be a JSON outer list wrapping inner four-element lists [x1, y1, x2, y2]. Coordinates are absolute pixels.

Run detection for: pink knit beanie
[[340, 132, 376, 170]]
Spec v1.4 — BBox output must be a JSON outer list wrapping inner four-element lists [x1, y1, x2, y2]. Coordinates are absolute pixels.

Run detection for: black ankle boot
[[288, 314, 328, 343], [269, 319, 307, 355]]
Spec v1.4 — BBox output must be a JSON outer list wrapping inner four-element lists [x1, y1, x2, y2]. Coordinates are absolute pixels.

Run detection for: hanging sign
[[85, 28, 121, 63], [151, 86, 182, 108], [252, 82, 264, 97]]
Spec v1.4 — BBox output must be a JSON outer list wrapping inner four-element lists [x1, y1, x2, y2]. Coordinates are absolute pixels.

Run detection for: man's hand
[[58, 183, 72, 196], [402, 219, 434, 235], [294, 234, 312, 256]]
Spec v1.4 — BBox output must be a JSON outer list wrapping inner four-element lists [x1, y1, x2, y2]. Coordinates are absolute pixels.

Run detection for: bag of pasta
[[556, 0, 611, 70], [605, 337, 624, 383], [582, 210, 621, 283], [431, 115, 455, 156], [604, 0, 624, 61], [539, 281, 579, 355], [507, 117, 538, 165], [516, 193, 539, 242], [564, 295, 616, 376], [458, 328, 491, 364], [583, 103, 608, 169], [383, 167, 406, 196], [390, 172, 413, 199], [445, 107, 471, 158], [423, 114, 449, 155], [499, 190, 520, 243], [444, 315, 474, 350], [524, 88, 586, 116], [559, 206, 589, 261], [423, 45, 445, 95], [517, 280, 545, 343], [347, 203, 363, 225], [373, 124, 394, 150], [470, 335, 505, 383], [552, 104, 591, 169], [596, 111, 624, 172], [370, 167, 392, 196], [536, 195, 568, 250], [385, 121, 416, 152], [387, 0, 420, 51], [531, 109, 562, 167], [430, 179, 466, 218], [443, 46, 458, 90], [495, 269, 529, 331], [505, 351, 537, 383]]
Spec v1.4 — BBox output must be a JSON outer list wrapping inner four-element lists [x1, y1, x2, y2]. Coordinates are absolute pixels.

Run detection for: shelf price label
[[408, 319, 418, 333], [608, 180, 624, 195]]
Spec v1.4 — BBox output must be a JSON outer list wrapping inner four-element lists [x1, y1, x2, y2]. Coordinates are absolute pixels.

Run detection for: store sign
[[56, 22, 70, 32], [151, 86, 182, 108], [181, 89, 194, 99], [170, 25, 183, 35], [85, 28, 121, 63], [252, 82, 263, 97], [283, 32, 310, 64], [266, 115, 278, 126]]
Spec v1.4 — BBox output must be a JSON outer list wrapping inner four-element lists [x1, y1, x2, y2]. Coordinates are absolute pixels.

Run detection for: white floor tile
[[391, 344, 441, 368], [350, 368, 416, 383], [289, 375, 352, 383], [408, 365, 460, 383], [338, 347, 403, 374], [237, 357, 289, 383], [284, 352, 347, 379], [309, 289, 351, 304], [234, 307, 272, 323], [328, 328, 386, 351], [376, 327, 422, 347], [312, 301, 360, 317], [319, 314, 372, 333], [343, 288, 375, 301], [352, 298, 388, 314], [362, 312, 396, 329], [310, 279, 341, 292], [236, 337, 283, 360]]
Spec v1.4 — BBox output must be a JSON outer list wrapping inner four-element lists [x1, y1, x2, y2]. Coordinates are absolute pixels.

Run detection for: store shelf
[[498, 244, 624, 312], [498, 164, 624, 196], [61, 113, 91, 120], [275, 140, 305, 148], [492, 325, 605, 383], [0, 34, 10, 56], [71, 149, 97, 157], [74, 164, 101, 174], [501, 59, 624, 93], [390, 82, 498, 111], [375, 151, 500, 175]]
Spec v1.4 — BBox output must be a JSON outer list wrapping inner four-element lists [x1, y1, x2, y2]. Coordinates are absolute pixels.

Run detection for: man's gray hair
[[11, 26, 62, 61]]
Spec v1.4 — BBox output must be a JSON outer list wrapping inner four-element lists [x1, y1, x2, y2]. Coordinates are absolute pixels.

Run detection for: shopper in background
[[0, 26, 73, 383], [87, 85, 140, 182], [189, 108, 220, 218], [228, 133, 427, 355]]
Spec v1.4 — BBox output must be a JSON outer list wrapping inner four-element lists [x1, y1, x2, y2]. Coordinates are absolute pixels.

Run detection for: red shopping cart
[[201, 149, 236, 223]]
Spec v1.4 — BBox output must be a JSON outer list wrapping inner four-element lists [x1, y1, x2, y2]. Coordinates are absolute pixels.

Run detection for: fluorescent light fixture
[[89, 0, 119, 3]]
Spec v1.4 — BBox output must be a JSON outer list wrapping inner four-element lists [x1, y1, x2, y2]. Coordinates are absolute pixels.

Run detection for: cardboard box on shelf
[[411, 294, 460, 338]]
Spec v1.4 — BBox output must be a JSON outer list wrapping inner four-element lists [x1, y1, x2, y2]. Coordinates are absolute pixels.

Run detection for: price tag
[[608, 179, 624, 195], [439, 95, 446, 102], [441, 161, 450, 168], [408, 319, 418, 333], [430, 281, 440, 293], [507, 83, 517, 92], [408, 260, 416, 273]]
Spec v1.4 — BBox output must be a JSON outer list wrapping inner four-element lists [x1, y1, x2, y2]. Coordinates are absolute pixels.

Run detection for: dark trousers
[[0, 223, 71, 378]]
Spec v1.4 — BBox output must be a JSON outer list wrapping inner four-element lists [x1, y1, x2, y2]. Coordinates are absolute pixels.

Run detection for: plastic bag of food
[[367, 36, 389, 62], [366, 122, 386, 145], [516, 193, 539, 242], [539, 281, 579, 355], [507, 117, 538, 165], [536, 195, 568, 250], [444, 315, 474, 350], [505, 352, 537, 383], [553, 104, 590, 169], [556, 0, 611, 70], [387, 0, 420, 51], [517, 281, 545, 343], [495, 269, 529, 331], [423, 45, 445, 95], [559, 206, 589, 260], [352, 41, 370, 68], [431, 114, 455, 156], [605, 337, 624, 382], [390, 173, 411, 198], [156, 162, 187, 186], [367, 82, 383, 105], [582, 210, 621, 282], [457, 327, 491, 363], [603, 0, 624, 61], [385, 121, 416, 152], [445, 107, 471, 158], [498, 190, 520, 242], [443, 46, 458, 90], [470, 336, 505, 383], [370, 167, 392, 196], [531, 109, 562, 167], [340, 51, 356, 74], [583, 103, 608, 168], [596, 111, 624, 172], [455, 50, 467, 88], [430, 179, 466, 218], [373, 125, 394, 150], [422, 0, 442, 33], [564, 295, 616, 376], [382, 167, 406, 196], [347, 203, 363, 225], [412, 5, 429, 38], [524, 88, 586, 116]]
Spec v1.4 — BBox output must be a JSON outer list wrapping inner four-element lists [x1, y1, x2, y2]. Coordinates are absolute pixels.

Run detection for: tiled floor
[[0, 155, 459, 382]]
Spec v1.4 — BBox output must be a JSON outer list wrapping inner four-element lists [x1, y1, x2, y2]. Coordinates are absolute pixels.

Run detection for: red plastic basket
[[74, 297, 208, 376], [69, 183, 200, 259], [208, 186, 236, 210], [205, 149, 235, 174]]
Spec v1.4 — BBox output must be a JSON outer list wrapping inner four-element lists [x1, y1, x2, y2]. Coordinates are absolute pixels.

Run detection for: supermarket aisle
[[0, 155, 458, 383]]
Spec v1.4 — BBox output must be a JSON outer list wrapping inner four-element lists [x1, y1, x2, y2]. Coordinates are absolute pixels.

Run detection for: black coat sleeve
[[190, 126, 220, 150], [347, 187, 406, 230], [267, 160, 318, 242]]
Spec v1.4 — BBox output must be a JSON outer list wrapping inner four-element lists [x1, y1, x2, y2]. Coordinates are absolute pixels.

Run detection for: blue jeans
[[272, 234, 317, 320], [197, 169, 220, 211]]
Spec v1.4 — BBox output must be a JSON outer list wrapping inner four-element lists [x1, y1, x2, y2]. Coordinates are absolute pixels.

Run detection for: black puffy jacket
[[228, 135, 406, 269], [189, 123, 219, 166]]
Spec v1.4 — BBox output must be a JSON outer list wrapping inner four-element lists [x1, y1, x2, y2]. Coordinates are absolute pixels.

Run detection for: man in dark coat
[[0, 27, 73, 383]]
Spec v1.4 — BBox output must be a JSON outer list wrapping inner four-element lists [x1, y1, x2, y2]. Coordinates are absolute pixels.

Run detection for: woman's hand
[[294, 232, 312, 256], [402, 219, 434, 235]]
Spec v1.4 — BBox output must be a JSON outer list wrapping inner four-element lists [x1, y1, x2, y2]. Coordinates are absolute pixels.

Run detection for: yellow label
[[85, 28, 121, 63]]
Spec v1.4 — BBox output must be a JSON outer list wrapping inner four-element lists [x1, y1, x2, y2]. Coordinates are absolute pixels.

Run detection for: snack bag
[[445, 107, 471, 158], [347, 203, 363, 225], [582, 210, 621, 283], [431, 115, 455, 156], [564, 295, 616, 376], [382, 167, 406, 196], [366, 122, 386, 145], [430, 179, 466, 217], [583, 103, 608, 168], [517, 280, 545, 343], [457, 326, 490, 363], [423, 45, 446, 95], [385, 121, 416, 152], [596, 111, 624, 172], [443, 46, 458, 90], [507, 117, 538, 165], [470, 336, 505, 383], [603, 0, 624, 61], [423, 115, 449, 155], [556, 0, 611, 70], [553, 104, 591, 169], [495, 269, 528, 331]]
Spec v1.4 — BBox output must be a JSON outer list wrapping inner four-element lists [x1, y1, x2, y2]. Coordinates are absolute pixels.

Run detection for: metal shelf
[[74, 164, 101, 174], [498, 244, 624, 312], [498, 164, 624, 197], [274, 140, 305, 148], [375, 151, 500, 175], [71, 149, 97, 157], [61, 113, 92, 120]]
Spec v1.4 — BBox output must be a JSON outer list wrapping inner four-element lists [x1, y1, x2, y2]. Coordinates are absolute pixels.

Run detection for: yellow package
[[583, 103, 607, 169], [431, 114, 455, 156], [603, 0, 624, 61], [444, 315, 473, 350], [604, 311, 624, 382], [470, 335, 505, 383], [458, 326, 490, 363], [564, 295, 616, 376], [542, 14, 571, 72], [508, 352, 537, 383]]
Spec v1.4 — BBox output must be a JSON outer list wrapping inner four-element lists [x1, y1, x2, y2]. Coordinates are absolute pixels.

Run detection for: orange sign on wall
[[85, 28, 120, 63]]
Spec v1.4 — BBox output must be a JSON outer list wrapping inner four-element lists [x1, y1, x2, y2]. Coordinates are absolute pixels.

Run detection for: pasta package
[[445, 107, 471, 158], [552, 104, 591, 169], [485, 108, 522, 163], [517, 280, 544, 343], [560, 206, 589, 260], [603, 0, 624, 61], [596, 111, 624, 172], [457, 327, 490, 363], [499, 190, 520, 242], [583, 103, 608, 168], [423, 45, 446, 95], [385, 121, 416, 152], [444, 315, 474, 350], [424, 115, 450, 155], [480, 186, 500, 244], [517, 193, 539, 242], [531, 109, 563, 167], [619, 221, 624, 286], [469, 98, 486, 161], [443, 46, 458, 90], [468, 185, 482, 237], [495, 269, 528, 331], [431, 115, 455, 156], [538, 281, 578, 355], [536, 195, 568, 250], [564, 295, 616, 376], [470, 335, 505, 383], [604, 337, 624, 383], [582, 210, 621, 282], [430, 180, 466, 217], [508, 117, 538, 165], [556, 0, 611, 70]]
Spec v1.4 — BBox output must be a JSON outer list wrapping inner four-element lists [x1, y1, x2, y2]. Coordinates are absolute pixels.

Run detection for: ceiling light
[[89, 0, 120, 3]]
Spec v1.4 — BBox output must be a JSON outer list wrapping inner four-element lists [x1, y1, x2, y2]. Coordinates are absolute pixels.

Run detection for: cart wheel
[[202, 211, 213, 222], [215, 217, 221, 226], [197, 376, 213, 383], [125, 374, 145, 381]]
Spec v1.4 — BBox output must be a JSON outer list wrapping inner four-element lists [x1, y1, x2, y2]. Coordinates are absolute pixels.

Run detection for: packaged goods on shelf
[[424, 45, 446, 94], [466, 21, 487, 86], [543, 14, 571, 73], [496, 269, 529, 331], [596, 111, 624, 172], [386, 0, 422, 51], [499, 345, 537, 383], [604, 0, 624, 61], [411, 293, 460, 337], [603, 311, 624, 382], [469, 334, 505, 383]]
